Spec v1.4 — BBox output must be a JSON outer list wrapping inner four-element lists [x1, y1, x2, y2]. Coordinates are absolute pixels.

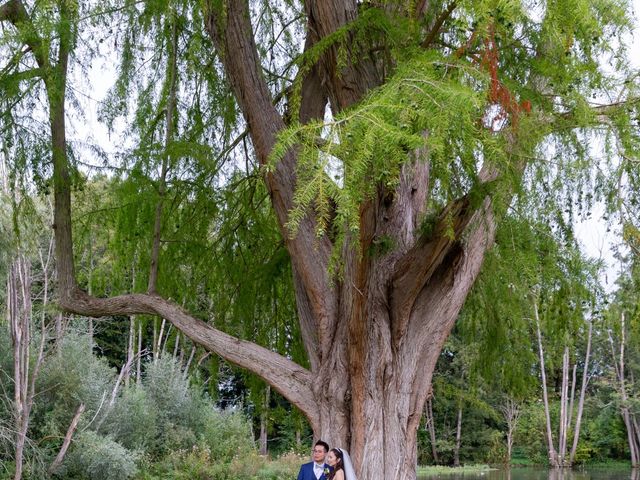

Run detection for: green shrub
[[35, 332, 116, 440], [141, 357, 254, 459], [142, 357, 194, 454], [196, 406, 255, 462], [101, 386, 159, 451], [60, 430, 139, 480], [144, 357, 191, 425]]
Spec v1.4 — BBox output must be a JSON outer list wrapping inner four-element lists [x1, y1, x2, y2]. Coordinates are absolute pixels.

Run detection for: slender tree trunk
[[136, 320, 142, 385], [500, 397, 521, 465], [535, 302, 559, 467], [87, 231, 94, 349], [633, 416, 640, 460], [569, 320, 592, 464], [567, 362, 577, 450], [55, 312, 63, 344], [259, 386, 270, 455], [161, 325, 172, 357], [126, 316, 135, 388], [609, 313, 640, 467], [425, 397, 439, 464], [9, 257, 31, 480], [154, 318, 166, 361], [173, 332, 180, 358], [183, 346, 196, 379], [9, 242, 53, 480], [453, 405, 463, 467], [0, 144, 9, 192], [558, 347, 569, 466], [9, 253, 49, 480]]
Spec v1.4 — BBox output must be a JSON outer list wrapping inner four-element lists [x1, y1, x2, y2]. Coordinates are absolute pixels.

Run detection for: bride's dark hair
[[327, 448, 344, 479]]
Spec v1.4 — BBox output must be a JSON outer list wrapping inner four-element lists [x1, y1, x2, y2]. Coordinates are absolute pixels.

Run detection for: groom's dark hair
[[315, 440, 329, 452]]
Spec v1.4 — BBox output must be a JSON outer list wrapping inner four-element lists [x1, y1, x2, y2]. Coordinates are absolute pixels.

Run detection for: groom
[[297, 440, 331, 480]]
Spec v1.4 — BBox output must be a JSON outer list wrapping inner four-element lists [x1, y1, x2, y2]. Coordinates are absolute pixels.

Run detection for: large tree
[[1, 0, 638, 478]]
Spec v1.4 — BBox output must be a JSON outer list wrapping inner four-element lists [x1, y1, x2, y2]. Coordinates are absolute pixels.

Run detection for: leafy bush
[[144, 357, 191, 425], [514, 401, 548, 465], [142, 357, 193, 453], [35, 332, 116, 440], [140, 356, 254, 458], [60, 430, 138, 480], [100, 386, 159, 452], [195, 404, 255, 462]]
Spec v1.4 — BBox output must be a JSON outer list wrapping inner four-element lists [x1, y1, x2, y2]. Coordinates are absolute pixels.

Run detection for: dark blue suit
[[297, 462, 330, 480]]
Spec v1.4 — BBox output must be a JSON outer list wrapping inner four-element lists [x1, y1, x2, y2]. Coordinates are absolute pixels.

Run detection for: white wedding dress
[[338, 448, 358, 480]]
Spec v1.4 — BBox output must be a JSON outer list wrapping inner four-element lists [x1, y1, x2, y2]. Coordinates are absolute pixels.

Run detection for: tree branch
[[0, 0, 50, 71], [0, 67, 44, 83], [297, 6, 328, 125], [59, 287, 319, 425], [421, 2, 457, 49], [203, 0, 337, 362], [304, 0, 380, 110], [391, 195, 475, 337], [49, 403, 85, 475]]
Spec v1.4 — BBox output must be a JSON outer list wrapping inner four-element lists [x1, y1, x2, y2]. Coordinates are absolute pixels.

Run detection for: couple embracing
[[297, 440, 358, 480]]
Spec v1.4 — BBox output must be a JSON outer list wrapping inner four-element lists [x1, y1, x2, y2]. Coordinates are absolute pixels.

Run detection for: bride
[[326, 448, 358, 480]]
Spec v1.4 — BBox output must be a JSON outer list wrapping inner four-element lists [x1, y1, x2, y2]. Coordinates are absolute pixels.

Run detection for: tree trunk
[[0, 145, 9, 193], [569, 320, 592, 464], [9, 256, 32, 480], [9, 243, 53, 480], [259, 386, 270, 456], [500, 397, 521, 465], [55, 312, 64, 343], [453, 406, 463, 467], [609, 313, 640, 467], [426, 397, 439, 464], [136, 320, 142, 385], [535, 302, 559, 467], [126, 316, 135, 388], [558, 347, 569, 466], [49, 403, 85, 475]]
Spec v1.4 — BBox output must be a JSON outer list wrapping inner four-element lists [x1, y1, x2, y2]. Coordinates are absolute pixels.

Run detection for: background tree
[[605, 253, 640, 466]]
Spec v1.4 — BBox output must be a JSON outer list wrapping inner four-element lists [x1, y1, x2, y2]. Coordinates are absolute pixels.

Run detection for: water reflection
[[418, 468, 639, 480]]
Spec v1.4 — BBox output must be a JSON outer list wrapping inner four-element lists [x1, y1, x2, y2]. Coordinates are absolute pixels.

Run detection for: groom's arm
[[296, 463, 305, 480]]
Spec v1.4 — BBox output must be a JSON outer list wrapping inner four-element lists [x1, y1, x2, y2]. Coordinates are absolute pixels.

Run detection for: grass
[[580, 460, 634, 468], [417, 465, 495, 475], [509, 457, 536, 466]]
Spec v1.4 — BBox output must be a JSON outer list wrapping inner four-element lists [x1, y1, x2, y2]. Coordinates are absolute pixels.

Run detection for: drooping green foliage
[[459, 206, 602, 396], [273, 52, 509, 238]]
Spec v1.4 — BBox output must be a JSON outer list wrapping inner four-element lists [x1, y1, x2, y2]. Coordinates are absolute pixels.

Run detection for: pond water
[[418, 468, 639, 480]]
